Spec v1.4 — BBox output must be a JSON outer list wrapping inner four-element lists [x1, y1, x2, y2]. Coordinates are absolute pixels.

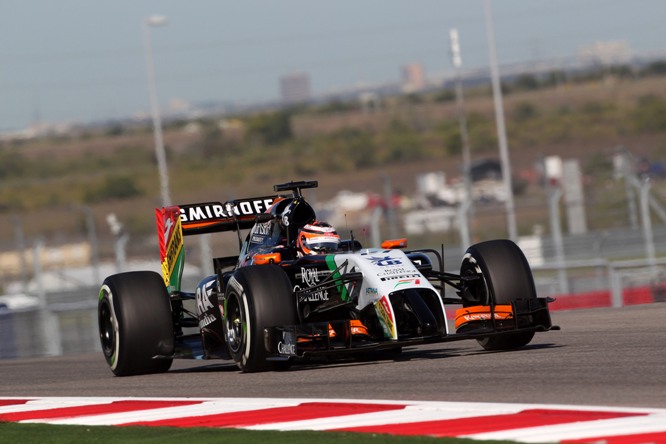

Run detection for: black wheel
[[460, 239, 536, 351], [98, 271, 174, 376], [223, 265, 296, 372]]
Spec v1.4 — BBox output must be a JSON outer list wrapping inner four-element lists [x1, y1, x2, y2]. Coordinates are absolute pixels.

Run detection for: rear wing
[[155, 195, 279, 292], [178, 196, 279, 235]]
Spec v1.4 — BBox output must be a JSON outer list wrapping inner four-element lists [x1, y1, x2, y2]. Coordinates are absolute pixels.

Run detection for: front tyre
[[223, 265, 296, 372], [98, 271, 174, 376], [461, 239, 537, 351]]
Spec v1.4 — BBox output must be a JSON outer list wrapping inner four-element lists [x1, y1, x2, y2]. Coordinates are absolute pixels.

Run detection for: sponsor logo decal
[[196, 279, 218, 328], [281, 208, 291, 226], [295, 267, 330, 301], [277, 331, 298, 356], [199, 313, 216, 328], [161, 215, 183, 287], [460, 313, 510, 322], [297, 267, 328, 287], [374, 295, 397, 339], [380, 273, 422, 282], [195, 280, 215, 315], [277, 341, 297, 356], [393, 278, 421, 288], [377, 267, 413, 277], [368, 255, 403, 267], [163, 215, 174, 243], [253, 222, 271, 235], [294, 285, 329, 302], [180, 198, 275, 223]]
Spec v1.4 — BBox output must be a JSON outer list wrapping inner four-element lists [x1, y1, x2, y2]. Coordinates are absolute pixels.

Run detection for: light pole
[[75, 205, 100, 285], [484, 0, 517, 241], [142, 15, 171, 207], [449, 28, 472, 250]]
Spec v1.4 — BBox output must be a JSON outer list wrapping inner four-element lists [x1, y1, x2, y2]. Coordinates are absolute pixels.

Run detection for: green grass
[[0, 423, 520, 444]]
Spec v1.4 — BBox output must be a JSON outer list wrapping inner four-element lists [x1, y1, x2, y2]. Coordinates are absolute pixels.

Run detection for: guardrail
[[533, 258, 666, 309], [1, 257, 665, 360]]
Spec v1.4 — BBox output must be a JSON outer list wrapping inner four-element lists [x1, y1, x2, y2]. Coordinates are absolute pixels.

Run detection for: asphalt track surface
[[2, 304, 665, 409]]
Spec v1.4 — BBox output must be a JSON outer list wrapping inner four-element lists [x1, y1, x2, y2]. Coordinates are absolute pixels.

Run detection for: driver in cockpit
[[296, 221, 341, 257]]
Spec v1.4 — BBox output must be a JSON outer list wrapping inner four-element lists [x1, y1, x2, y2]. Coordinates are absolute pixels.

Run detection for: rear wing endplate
[[155, 195, 279, 292]]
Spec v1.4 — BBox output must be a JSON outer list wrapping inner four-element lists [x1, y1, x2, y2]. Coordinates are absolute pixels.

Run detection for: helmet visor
[[303, 236, 339, 254]]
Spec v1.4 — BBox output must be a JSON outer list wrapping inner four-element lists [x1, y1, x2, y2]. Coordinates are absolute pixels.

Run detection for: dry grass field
[[1, 72, 665, 268]]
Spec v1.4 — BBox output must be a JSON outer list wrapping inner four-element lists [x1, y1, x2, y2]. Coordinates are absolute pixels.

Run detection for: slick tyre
[[98, 271, 174, 376], [223, 265, 296, 372], [461, 239, 536, 351]]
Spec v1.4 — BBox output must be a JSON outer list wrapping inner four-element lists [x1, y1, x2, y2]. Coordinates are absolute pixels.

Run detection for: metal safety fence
[[2, 258, 664, 360]]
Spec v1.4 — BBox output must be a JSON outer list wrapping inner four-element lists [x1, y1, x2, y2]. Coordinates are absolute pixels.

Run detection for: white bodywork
[[332, 248, 449, 339]]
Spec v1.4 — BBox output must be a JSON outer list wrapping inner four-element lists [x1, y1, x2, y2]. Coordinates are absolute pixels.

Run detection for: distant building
[[401, 63, 426, 93], [578, 40, 632, 66], [280, 72, 311, 104]]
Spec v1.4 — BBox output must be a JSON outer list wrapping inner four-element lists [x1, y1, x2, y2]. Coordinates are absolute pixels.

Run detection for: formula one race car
[[98, 180, 557, 375]]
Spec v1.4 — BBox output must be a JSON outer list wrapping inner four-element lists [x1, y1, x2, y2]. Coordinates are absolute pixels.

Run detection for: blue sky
[[1, 0, 664, 131]]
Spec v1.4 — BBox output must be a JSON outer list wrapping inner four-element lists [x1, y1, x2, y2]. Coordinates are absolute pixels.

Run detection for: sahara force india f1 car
[[98, 180, 558, 375]]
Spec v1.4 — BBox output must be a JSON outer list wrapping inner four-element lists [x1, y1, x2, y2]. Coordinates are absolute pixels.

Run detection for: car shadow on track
[[439, 342, 562, 358], [166, 343, 561, 374], [371, 342, 559, 361], [169, 363, 241, 374]]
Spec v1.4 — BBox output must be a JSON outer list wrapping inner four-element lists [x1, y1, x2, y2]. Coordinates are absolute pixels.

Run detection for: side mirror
[[381, 238, 408, 249]]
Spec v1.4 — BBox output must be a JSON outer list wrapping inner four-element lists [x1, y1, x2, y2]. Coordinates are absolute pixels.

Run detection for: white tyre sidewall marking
[[241, 289, 251, 367], [227, 277, 252, 367], [100, 284, 120, 371]]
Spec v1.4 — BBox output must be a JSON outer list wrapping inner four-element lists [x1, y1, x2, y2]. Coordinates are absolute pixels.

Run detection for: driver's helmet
[[297, 221, 340, 255]]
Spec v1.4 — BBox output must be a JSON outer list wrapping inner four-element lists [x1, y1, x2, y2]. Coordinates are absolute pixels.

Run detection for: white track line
[[2, 397, 666, 443]]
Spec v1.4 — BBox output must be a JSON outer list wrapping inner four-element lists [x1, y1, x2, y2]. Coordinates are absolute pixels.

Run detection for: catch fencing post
[[33, 239, 63, 356], [608, 264, 623, 308]]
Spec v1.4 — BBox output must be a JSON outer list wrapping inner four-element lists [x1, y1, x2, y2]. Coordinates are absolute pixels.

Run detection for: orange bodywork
[[454, 305, 514, 330], [381, 238, 408, 249], [253, 253, 282, 265], [328, 320, 370, 338], [296, 320, 370, 343]]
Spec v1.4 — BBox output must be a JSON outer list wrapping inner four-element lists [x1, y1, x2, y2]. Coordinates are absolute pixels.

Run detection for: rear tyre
[[460, 239, 536, 351], [223, 265, 296, 372], [98, 271, 174, 376]]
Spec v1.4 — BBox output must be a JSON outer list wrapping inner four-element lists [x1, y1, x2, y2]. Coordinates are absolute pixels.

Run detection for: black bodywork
[[165, 181, 557, 363]]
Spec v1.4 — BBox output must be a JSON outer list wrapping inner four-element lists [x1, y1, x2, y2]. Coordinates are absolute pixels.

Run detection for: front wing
[[264, 298, 559, 361]]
